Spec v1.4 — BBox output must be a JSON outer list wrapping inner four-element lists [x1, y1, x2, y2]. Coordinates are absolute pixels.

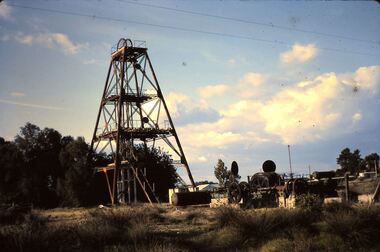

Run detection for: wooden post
[[127, 168, 131, 204], [375, 160, 378, 177], [143, 167, 146, 190], [370, 179, 380, 207], [134, 168, 137, 203], [345, 173, 350, 203], [119, 169, 125, 204]]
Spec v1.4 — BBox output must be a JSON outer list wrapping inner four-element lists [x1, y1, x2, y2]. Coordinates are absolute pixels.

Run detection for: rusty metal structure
[[225, 160, 339, 208], [89, 38, 195, 205]]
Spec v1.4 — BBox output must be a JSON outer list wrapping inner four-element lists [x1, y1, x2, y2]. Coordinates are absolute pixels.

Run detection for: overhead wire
[[120, 0, 378, 45], [7, 3, 380, 58]]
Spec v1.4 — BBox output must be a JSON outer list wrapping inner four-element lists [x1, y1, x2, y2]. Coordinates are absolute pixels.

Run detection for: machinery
[[225, 160, 338, 208]]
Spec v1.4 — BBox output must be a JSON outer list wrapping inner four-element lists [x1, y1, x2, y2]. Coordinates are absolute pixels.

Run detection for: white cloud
[[168, 65, 379, 180], [340, 66, 380, 93], [176, 65, 380, 149], [238, 72, 266, 98], [198, 156, 208, 162], [240, 72, 265, 87], [165, 92, 192, 117], [352, 113, 362, 122], [259, 73, 341, 144], [280, 43, 318, 64], [15, 32, 86, 55], [258, 66, 380, 144], [164, 91, 219, 125], [10, 92, 25, 97], [179, 123, 244, 148], [353, 66, 380, 90], [198, 84, 229, 99], [0, 2, 11, 19], [0, 99, 64, 110]]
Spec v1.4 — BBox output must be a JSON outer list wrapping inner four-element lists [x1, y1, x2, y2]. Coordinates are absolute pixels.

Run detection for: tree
[[58, 137, 92, 206], [14, 123, 63, 207], [132, 145, 177, 202], [363, 153, 380, 173], [336, 148, 363, 176], [214, 159, 227, 187], [0, 139, 26, 203]]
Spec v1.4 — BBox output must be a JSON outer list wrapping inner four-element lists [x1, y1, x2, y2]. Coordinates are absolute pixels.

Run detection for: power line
[[7, 3, 380, 58], [120, 0, 378, 45]]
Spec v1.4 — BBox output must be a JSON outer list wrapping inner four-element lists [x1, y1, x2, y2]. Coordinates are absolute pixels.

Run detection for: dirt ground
[[38, 203, 217, 234]]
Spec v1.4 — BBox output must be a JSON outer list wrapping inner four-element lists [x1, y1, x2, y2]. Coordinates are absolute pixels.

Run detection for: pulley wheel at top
[[262, 160, 276, 172], [117, 38, 133, 49], [231, 161, 239, 176]]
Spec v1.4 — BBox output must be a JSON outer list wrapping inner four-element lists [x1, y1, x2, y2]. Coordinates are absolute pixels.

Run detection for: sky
[[0, 0, 379, 183]]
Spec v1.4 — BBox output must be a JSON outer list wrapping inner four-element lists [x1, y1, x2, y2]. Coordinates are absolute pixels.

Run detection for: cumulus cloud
[[165, 92, 192, 117], [240, 72, 266, 87], [176, 65, 380, 150], [165, 92, 220, 125], [171, 65, 380, 180], [280, 43, 318, 64], [0, 2, 11, 19], [15, 32, 86, 55], [238, 72, 266, 98], [258, 66, 380, 144], [179, 123, 244, 148], [259, 73, 341, 144], [198, 84, 229, 99], [353, 66, 380, 90]]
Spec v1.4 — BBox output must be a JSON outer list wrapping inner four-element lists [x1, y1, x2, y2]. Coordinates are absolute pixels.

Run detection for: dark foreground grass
[[1, 203, 380, 251]]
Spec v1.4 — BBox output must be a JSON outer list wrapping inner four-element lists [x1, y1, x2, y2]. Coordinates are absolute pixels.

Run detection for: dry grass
[[0, 203, 380, 251]]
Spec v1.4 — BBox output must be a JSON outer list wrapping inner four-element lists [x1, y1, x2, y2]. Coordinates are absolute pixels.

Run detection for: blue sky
[[0, 0, 379, 183]]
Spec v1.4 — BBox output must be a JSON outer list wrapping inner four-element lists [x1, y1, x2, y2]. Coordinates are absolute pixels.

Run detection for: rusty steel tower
[[90, 38, 195, 205]]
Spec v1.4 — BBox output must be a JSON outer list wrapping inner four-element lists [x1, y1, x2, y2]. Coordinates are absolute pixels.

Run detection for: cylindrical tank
[[262, 160, 276, 173], [311, 171, 336, 180], [171, 191, 211, 206]]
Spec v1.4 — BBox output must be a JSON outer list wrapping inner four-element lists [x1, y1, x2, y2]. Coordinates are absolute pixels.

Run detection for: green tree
[[0, 138, 26, 203], [58, 137, 92, 206], [336, 148, 363, 176], [132, 145, 177, 202], [14, 123, 62, 207], [363, 153, 380, 173], [214, 159, 227, 187]]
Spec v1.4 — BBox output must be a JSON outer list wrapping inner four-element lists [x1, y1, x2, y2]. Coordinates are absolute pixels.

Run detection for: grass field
[[1, 203, 380, 251]]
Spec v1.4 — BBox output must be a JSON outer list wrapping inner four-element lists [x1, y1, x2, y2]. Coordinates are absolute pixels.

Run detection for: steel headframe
[[89, 38, 195, 205]]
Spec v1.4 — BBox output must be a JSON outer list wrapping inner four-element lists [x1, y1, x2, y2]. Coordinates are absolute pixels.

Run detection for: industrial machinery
[[225, 160, 338, 208]]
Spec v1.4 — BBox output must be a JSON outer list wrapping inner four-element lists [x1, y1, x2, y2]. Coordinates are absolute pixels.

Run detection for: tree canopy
[[336, 148, 379, 176], [214, 159, 227, 187], [0, 122, 179, 207], [131, 145, 177, 202]]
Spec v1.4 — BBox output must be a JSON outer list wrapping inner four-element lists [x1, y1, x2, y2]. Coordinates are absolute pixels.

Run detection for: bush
[[295, 193, 323, 212], [324, 206, 380, 249], [214, 207, 317, 249]]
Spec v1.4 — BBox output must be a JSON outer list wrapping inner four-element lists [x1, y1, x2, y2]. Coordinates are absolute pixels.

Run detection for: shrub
[[324, 206, 380, 249], [295, 193, 323, 212], [322, 201, 353, 214]]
